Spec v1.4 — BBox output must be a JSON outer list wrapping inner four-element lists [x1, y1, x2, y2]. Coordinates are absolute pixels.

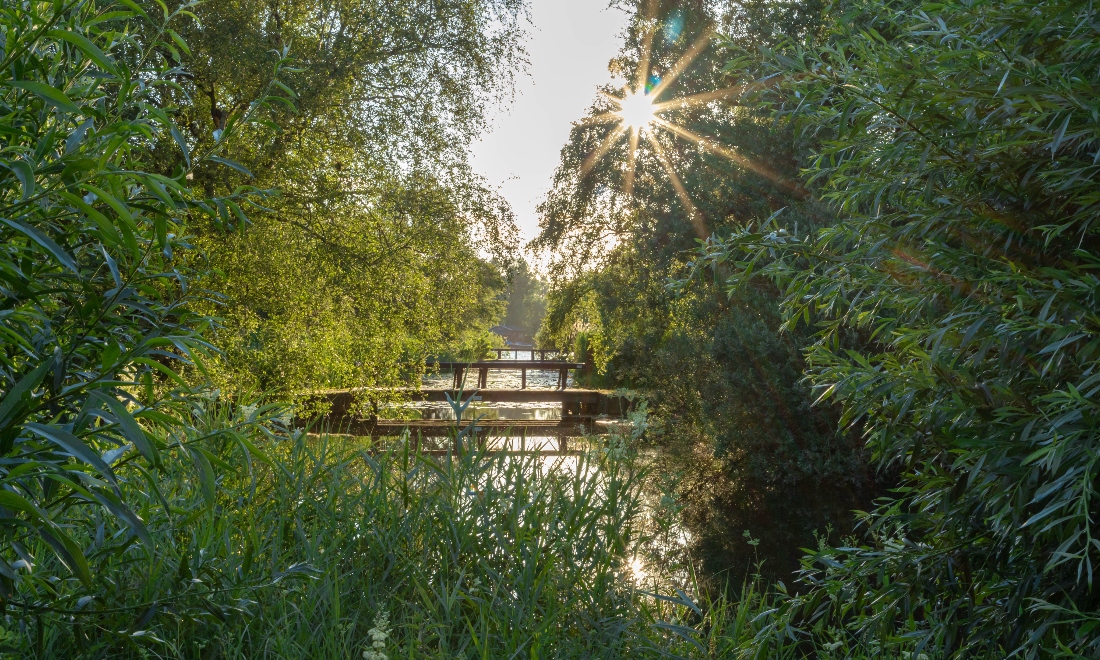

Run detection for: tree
[[535, 0, 879, 585], [698, 0, 1100, 654], [502, 258, 547, 339], [156, 0, 530, 394], [0, 0, 304, 644]]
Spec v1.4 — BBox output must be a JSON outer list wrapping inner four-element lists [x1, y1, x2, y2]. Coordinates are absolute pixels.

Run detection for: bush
[[6, 402, 661, 657], [695, 0, 1100, 654], [0, 0, 297, 648]]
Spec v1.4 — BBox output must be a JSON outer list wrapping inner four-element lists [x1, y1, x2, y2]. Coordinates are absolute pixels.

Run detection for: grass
[[7, 393, 791, 659]]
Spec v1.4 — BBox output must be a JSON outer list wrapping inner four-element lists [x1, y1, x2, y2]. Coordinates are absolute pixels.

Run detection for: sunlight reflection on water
[[421, 369, 574, 390], [393, 401, 562, 421]]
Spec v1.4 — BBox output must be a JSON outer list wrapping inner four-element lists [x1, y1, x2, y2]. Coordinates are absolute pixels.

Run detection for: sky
[[469, 0, 629, 248]]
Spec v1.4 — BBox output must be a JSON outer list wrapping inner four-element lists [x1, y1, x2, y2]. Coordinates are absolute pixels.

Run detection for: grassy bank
[[5, 394, 761, 658]]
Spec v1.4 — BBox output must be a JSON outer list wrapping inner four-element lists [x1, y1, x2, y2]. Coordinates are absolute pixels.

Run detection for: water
[[395, 400, 562, 421], [421, 369, 575, 391], [369, 352, 598, 451], [379, 351, 578, 422]]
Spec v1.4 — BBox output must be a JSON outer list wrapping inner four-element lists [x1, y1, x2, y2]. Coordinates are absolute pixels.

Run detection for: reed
[[9, 392, 781, 658]]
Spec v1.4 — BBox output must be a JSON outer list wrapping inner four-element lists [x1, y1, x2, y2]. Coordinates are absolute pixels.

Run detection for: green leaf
[[0, 361, 50, 428], [1050, 113, 1072, 156], [170, 122, 191, 166], [0, 218, 79, 275], [188, 446, 216, 508], [132, 357, 188, 387], [25, 423, 117, 485], [208, 156, 254, 178], [3, 160, 35, 200], [115, 0, 150, 20], [0, 490, 47, 520], [6, 81, 81, 114], [143, 175, 177, 208], [81, 184, 135, 225], [652, 621, 706, 654], [85, 10, 137, 27], [96, 393, 160, 467], [272, 80, 297, 98], [47, 29, 118, 75], [165, 29, 191, 56], [58, 191, 122, 246], [0, 492, 92, 586], [232, 432, 274, 466], [38, 527, 92, 587], [65, 117, 95, 154], [195, 445, 234, 471], [101, 245, 121, 287], [90, 489, 153, 550]]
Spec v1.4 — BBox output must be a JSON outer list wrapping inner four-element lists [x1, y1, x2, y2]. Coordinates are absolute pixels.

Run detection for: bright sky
[[470, 0, 629, 248]]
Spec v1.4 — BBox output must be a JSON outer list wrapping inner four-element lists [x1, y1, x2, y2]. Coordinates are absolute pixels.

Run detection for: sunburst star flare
[[616, 92, 656, 130], [577, 16, 791, 233]]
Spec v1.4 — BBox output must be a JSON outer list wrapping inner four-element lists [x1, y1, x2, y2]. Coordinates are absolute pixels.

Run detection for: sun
[[576, 6, 791, 240], [616, 91, 655, 130]]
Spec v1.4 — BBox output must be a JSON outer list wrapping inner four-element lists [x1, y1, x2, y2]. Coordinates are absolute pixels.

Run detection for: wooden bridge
[[299, 353, 630, 453], [314, 388, 623, 430], [427, 358, 586, 389]]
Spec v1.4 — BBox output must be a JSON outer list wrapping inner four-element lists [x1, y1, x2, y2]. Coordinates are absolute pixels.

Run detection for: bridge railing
[[490, 348, 568, 361]]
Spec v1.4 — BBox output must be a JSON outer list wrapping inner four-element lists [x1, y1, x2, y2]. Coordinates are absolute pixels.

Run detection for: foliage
[[694, 0, 1100, 654], [535, 0, 877, 586], [0, 0, 307, 648], [160, 0, 529, 395], [0, 1, 851, 657], [3, 391, 738, 658], [501, 257, 547, 339]]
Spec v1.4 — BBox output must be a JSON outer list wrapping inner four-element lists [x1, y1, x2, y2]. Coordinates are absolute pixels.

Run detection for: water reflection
[[381, 401, 562, 421], [422, 370, 574, 390]]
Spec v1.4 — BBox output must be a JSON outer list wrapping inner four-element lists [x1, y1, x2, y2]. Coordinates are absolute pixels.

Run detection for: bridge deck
[[312, 387, 617, 402], [297, 360, 631, 453], [316, 418, 591, 438], [307, 388, 626, 425], [427, 360, 586, 370]]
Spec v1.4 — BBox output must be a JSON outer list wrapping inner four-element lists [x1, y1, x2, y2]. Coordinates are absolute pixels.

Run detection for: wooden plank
[[428, 360, 586, 370], [492, 349, 566, 361], [410, 450, 585, 456], [304, 389, 628, 426], [310, 388, 621, 403], [316, 419, 592, 438]]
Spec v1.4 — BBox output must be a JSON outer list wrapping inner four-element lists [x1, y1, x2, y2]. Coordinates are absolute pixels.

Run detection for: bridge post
[[478, 367, 488, 388], [521, 367, 526, 389]]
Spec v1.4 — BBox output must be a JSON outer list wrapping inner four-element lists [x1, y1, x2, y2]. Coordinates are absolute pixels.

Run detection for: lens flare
[[577, 6, 801, 235], [616, 92, 655, 130]]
